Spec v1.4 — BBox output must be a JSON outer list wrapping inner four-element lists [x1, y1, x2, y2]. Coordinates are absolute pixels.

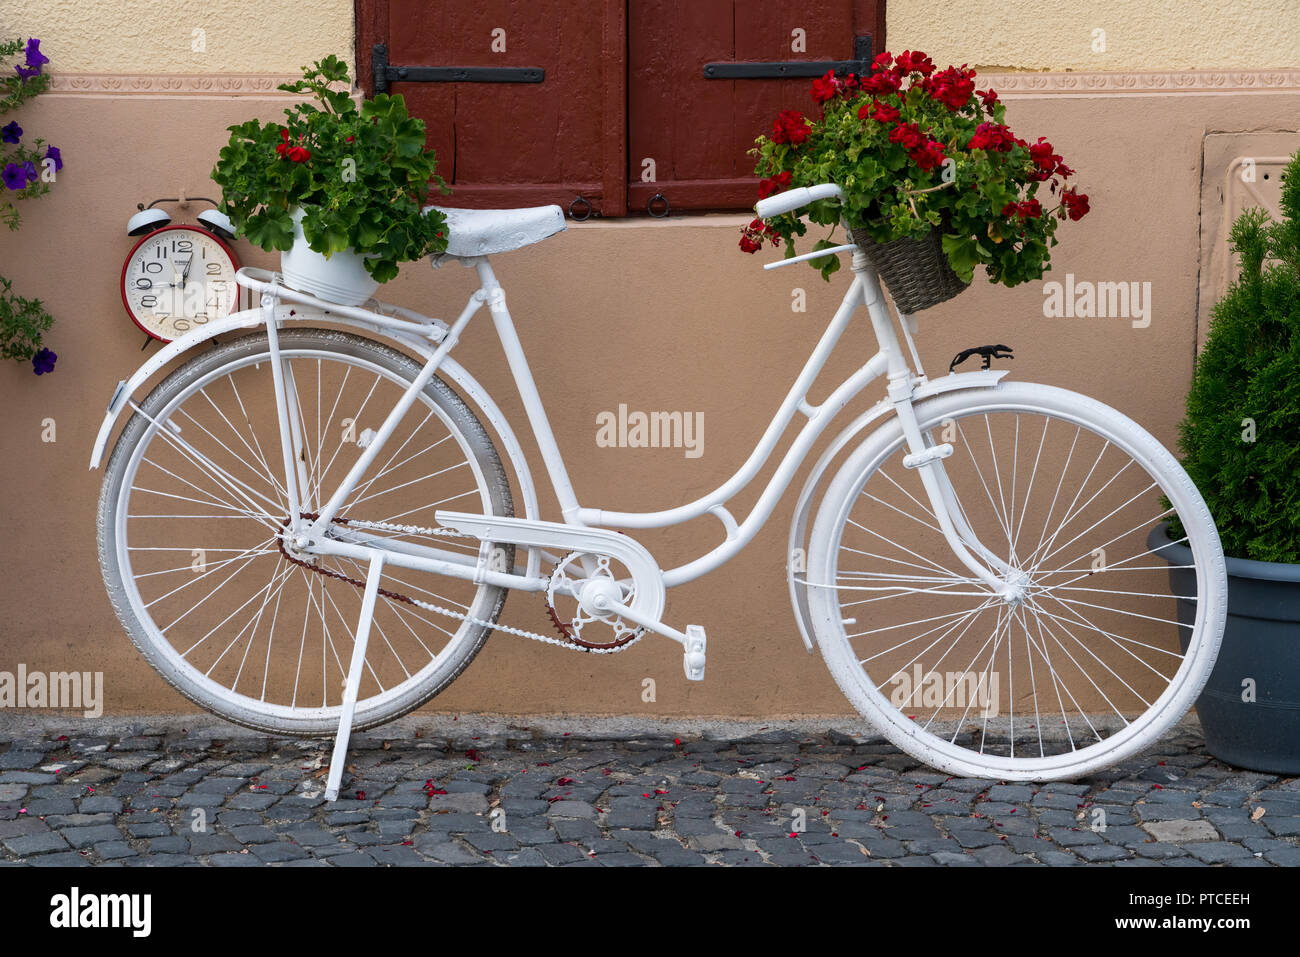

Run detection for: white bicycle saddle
[[424, 204, 566, 258]]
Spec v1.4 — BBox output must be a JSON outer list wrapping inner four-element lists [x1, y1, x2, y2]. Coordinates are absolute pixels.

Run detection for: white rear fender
[[87, 304, 542, 573], [786, 369, 1009, 653]]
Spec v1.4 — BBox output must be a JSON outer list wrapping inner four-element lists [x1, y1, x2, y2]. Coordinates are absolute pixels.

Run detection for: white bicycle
[[91, 184, 1227, 782]]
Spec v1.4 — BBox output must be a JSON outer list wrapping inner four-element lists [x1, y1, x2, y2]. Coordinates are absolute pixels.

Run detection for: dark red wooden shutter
[[357, 0, 884, 215], [627, 0, 884, 213], [358, 0, 627, 215]]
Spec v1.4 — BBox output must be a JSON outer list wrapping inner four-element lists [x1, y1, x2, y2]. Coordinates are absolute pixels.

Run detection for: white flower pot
[[279, 207, 381, 306]]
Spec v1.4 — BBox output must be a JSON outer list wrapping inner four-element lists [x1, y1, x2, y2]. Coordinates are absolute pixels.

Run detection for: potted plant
[[1151, 150, 1300, 774], [741, 50, 1089, 312], [211, 55, 449, 306]]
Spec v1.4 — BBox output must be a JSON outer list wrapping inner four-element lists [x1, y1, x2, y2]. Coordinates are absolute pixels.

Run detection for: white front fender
[[786, 369, 1009, 653], [87, 304, 542, 571]]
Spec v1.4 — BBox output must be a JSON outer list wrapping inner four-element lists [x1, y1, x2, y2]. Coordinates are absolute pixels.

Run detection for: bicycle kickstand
[[324, 553, 386, 802]]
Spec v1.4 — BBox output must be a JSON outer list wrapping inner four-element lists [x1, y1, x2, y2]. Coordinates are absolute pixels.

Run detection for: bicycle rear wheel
[[807, 381, 1227, 780], [97, 329, 514, 735]]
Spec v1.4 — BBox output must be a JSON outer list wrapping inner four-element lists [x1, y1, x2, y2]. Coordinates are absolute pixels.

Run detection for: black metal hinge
[[704, 34, 872, 79], [371, 44, 544, 94]]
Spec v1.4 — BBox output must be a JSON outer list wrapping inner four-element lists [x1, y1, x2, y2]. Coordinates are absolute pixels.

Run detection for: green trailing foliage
[[1, 36, 58, 373], [1168, 151, 1300, 563], [0, 274, 52, 362]]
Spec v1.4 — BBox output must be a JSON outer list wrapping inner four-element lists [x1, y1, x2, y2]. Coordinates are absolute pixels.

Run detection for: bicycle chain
[[278, 514, 644, 655]]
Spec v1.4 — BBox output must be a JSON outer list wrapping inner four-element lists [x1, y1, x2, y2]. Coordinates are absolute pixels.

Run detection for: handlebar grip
[[754, 183, 844, 219]]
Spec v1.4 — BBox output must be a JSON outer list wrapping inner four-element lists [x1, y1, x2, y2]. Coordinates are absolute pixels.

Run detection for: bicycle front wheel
[[807, 381, 1227, 780], [97, 329, 514, 735]]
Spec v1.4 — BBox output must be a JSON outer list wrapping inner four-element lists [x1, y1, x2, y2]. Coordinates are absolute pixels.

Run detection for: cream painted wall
[[1, 0, 353, 74], [888, 0, 1300, 71], [9, 0, 1297, 77]]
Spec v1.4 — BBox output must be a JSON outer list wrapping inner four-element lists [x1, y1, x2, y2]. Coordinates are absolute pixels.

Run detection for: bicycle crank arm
[[581, 592, 708, 681]]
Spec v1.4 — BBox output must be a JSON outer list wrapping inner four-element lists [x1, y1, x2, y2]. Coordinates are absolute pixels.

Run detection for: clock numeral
[[140, 295, 158, 308], [174, 240, 193, 252], [135, 278, 152, 290], [173, 318, 190, 332], [141, 261, 163, 274], [206, 262, 223, 275], [155, 246, 168, 259]]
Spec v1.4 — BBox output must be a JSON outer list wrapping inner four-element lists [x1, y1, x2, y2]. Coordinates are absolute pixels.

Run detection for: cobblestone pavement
[[0, 715, 1297, 867]]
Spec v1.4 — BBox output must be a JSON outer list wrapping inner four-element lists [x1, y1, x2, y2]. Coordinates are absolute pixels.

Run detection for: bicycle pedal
[[683, 625, 707, 681]]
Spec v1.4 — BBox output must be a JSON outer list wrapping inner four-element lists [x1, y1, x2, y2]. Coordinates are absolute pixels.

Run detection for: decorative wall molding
[[45, 73, 302, 95], [42, 68, 1300, 97], [980, 69, 1300, 95]]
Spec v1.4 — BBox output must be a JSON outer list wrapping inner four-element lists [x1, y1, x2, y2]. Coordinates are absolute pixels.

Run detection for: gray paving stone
[[61, 825, 126, 848], [5, 831, 69, 856], [250, 841, 311, 862], [1141, 819, 1219, 843], [1183, 841, 1255, 864]]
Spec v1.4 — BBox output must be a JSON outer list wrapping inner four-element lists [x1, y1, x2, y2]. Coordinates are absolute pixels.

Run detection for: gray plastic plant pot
[[1150, 522, 1300, 774]]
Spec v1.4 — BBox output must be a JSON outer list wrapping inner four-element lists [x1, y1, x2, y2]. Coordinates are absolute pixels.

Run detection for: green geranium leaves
[[211, 56, 449, 282]]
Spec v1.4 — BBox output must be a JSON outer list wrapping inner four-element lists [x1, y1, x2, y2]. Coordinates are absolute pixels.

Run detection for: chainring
[[545, 551, 646, 651]]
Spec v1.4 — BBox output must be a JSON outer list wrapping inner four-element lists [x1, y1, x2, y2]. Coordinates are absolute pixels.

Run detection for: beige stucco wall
[[0, 1, 1297, 719], [2, 80, 1298, 718], [1, 0, 353, 74], [10, 0, 1299, 76], [888, 0, 1300, 71]]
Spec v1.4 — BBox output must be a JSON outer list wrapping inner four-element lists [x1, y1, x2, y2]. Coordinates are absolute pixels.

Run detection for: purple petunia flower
[[1, 121, 20, 144], [45, 145, 62, 171], [24, 39, 48, 69], [2, 163, 27, 190], [32, 348, 56, 375], [20, 161, 36, 184]]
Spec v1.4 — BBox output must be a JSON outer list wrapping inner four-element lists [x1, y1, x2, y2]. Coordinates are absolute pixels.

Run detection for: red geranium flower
[[770, 109, 811, 146], [894, 50, 936, 76], [757, 170, 792, 199], [811, 71, 839, 104], [926, 65, 976, 111], [1028, 137, 1063, 180], [1060, 188, 1090, 221], [888, 121, 925, 150], [1002, 199, 1042, 220], [859, 99, 900, 123], [967, 121, 1016, 153], [910, 139, 946, 172], [860, 70, 902, 96]]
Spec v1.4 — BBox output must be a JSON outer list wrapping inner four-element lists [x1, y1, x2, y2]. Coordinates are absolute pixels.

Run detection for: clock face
[[121, 226, 240, 342]]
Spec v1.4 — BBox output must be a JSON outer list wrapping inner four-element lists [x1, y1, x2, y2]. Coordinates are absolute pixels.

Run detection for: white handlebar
[[754, 183, 844, 219]]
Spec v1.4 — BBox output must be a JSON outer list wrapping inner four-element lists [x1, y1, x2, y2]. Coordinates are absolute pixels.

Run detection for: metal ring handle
[[569, 195, 594, 221], [647, 193, 670, 218]]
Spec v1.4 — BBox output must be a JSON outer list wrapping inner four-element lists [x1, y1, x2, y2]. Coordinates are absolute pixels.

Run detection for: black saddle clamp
[[950, 344, 1014, 373]]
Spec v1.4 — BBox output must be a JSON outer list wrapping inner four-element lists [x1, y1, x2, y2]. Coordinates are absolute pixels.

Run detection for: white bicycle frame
[[248, 249, 1014, 603]]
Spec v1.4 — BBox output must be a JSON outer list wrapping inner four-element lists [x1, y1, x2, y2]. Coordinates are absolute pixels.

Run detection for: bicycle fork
[[855, 256, 1017, 602]]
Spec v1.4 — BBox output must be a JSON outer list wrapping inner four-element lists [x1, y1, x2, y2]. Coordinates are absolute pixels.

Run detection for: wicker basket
[[848, 226, 970, 314]]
